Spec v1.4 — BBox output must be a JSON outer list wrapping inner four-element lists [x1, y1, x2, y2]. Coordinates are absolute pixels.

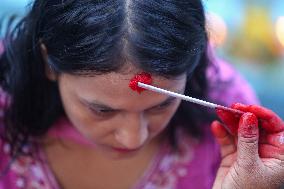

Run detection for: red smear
[[216, 103, 284, 159], [129, 72, 152, 94], [238, 113, 258, 136], [211, 121, 228, 138], [259, 144, 282, 159], [216, 108, 241, 135], [232, 103, 284, 133]]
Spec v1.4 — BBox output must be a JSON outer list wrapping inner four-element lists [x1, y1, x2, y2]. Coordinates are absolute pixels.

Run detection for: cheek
[[64, 103, 116, 140], [57, 79, 118, 143], [148, 103, 180, 136], [61, 96, 84, 125], [59, 89, 101, 138]]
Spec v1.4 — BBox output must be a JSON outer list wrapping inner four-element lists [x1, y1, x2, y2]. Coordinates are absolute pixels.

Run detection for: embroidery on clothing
[[137, 130, 198, 189], [1, 142, 50, 189]]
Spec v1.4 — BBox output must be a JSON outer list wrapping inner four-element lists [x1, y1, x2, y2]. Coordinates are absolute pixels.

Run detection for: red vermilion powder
[[129, 72, 152, 93]]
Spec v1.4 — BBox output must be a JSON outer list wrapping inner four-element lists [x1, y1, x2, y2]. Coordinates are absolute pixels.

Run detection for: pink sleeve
[[207, 57, 260, 106]]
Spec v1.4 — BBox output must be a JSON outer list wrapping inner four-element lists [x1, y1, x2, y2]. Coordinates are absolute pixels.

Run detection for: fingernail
[[238, 113, 258, 136]]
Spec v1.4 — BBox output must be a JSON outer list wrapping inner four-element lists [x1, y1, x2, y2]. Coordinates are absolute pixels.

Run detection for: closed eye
[[89, 107, 117, 117], [81, 95, 177, 118], [146, 98, 176, 113]]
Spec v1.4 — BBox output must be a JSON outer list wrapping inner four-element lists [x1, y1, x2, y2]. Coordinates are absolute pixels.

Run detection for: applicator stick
[[138, 82, 244, 114]]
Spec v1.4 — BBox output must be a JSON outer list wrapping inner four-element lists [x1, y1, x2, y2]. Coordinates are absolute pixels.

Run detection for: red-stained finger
[[259, 144, 284, 159], [232, 103, 284, 133], [259, 119, 284, 133], [216, 108, 240, 135], [259, 129, 269, 144], [265, 132, 284, 148], [212, 121, 231, 144], [232, 103, 274, 120], [211, 121, 236, 158]]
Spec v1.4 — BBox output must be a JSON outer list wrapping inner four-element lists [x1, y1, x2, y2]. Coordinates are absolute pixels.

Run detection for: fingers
[[216, 108, 240, 135], [232, 103, 284, 133], [232, 103, 274, 119], [259, 144, 284, 159], [211, 121, 236, 158], [265, 132, 284, 147], [216, 103, 284, 162], [237, 113, 260, 166], [211, 120, 231, 144], [259, 131, 284, 159]]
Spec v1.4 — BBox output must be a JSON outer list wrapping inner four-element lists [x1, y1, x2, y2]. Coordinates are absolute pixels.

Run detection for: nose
[[114, 113, 149, 150]]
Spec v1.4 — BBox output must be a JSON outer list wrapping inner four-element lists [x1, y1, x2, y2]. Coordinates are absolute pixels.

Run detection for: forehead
[[60, 70, 186, 110]]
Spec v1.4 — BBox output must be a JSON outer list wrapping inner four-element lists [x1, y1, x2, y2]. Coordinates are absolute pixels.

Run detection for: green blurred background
[[1, 0, 284, 118]]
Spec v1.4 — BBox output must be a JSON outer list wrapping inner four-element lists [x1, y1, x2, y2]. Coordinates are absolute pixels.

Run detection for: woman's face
[[57, 69, 186, 158]]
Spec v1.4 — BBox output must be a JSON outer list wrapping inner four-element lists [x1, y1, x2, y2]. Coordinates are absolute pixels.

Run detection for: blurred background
[[0, 0, 284, 118], [204, 0, 284, 118]]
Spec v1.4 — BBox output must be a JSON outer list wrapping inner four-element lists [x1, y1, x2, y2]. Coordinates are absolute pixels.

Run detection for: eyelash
[[88, 100, 175, 118], [89, 107, 115, 117], [146, 100, 175, 113]]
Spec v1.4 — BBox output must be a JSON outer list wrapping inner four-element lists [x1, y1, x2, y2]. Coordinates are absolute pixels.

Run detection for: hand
[[211, 103, 284, 189]]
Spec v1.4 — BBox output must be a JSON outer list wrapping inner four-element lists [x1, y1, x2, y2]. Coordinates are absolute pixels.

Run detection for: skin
[[40, 43, 186, 159], [212, 103, 284, 189], [54, 69, 186, 159], [43, 64, 186, 188]]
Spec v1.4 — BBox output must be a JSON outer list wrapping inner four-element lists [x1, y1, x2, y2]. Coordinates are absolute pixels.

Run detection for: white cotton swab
[[138, 82, 244, 114]]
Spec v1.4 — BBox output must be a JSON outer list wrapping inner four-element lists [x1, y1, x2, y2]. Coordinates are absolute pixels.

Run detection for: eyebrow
[[83, 92, 181, 111]]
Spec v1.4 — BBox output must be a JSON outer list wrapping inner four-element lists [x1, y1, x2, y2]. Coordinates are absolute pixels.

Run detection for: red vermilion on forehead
[[129, 72, 152, 93]]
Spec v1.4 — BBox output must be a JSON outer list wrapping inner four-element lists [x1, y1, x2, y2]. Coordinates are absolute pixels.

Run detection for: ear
[[40, 42, 57, 81]]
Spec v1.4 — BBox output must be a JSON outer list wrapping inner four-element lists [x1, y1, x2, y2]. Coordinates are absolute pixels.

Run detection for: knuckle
[[239, 136, 259, 146]]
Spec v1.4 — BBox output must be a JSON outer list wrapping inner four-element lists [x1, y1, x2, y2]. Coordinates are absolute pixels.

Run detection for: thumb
[[237, 112, 260, 166]]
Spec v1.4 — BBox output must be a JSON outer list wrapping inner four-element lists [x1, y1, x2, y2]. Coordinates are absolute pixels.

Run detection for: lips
[[111, 147, 141, 153]]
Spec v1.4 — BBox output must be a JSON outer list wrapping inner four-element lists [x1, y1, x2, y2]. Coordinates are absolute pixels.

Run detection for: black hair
[[0, 0, 216, 155]]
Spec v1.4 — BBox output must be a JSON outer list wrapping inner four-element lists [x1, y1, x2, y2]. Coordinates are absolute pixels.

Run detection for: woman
[[0, 0, 283, 188]]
